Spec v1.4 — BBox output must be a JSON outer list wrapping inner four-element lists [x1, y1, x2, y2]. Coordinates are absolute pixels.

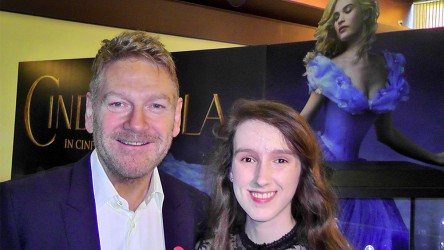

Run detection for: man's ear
[[85, 92, 94, 133], [172, 97, 183, 137]]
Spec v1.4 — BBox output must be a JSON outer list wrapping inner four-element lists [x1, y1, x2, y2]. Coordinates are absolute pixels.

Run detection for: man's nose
[[125, 106, 147, 131]]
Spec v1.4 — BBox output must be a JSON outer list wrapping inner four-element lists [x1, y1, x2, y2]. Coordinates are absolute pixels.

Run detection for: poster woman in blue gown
[[300, 0, 444, 249]]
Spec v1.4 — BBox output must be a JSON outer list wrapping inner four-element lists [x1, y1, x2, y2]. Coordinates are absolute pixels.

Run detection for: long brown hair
[[204, 99, 351, 250]]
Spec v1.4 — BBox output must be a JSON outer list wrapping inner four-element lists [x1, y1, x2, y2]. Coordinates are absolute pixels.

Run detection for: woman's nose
[[254, 162, 272, 187], [337, 15, 345, 24]]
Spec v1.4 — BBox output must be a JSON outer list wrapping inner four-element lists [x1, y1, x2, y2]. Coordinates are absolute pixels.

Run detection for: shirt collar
[[91, 150, 117, 208], [145, 166, 164, 210], [90, 150, 164, 210]]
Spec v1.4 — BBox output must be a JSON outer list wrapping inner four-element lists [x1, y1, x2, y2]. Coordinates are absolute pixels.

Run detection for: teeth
[[251, 191, 276, 199], [119, 140, 148, 146]]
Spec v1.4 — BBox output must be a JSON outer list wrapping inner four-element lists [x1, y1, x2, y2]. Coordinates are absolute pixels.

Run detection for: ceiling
[[179, 0, 414, 31], [177, 0, 326, 27], [0, 0, 413, 45]]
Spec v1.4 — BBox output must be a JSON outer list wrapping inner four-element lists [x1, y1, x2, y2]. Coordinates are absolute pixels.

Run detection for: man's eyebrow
[[146, 93, 173, 104], [102, 92, 172, 103], [103, 92, 123, 99]]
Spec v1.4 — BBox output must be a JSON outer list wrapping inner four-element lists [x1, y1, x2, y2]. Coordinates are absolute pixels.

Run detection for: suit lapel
[[161, 172, 191, 250], [57, 158, 198, 249], [61, 153, 101, 250]]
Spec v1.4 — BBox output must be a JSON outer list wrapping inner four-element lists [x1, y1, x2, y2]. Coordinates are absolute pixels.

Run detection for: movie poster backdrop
[[12, 46, 268, 178], [12, 28, 444, 248], [12, 27, 444, 180], [264, 28, 444, 165], [12, 59, 93, 177]]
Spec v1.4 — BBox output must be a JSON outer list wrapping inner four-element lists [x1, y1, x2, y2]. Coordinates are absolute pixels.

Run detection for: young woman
[[301, 0, 444, 249], [196, 99, 351, 250]]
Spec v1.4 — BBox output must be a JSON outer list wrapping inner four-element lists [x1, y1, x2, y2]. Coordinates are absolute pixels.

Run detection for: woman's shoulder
[[382, 51, 407, 79], [195, 235, 238, 250], [195, 234, 308, 250], [304, 53, 370, 113], [381, 50, 406, 59], [306, 53, 332, 67], [195, 238, 214, 250], [371, 50, 407, 70], [195, 235, 246, 250], [305, 53, 345, 88], [368, 50, 409, 111]]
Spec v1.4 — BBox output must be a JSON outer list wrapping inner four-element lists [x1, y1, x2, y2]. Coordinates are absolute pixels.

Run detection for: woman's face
[[231, 120, 301, 227], [333, 0, 366, 43]]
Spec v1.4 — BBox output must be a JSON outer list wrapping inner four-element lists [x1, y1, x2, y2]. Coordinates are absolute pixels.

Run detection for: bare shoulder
[[331, 53, 346, 67]]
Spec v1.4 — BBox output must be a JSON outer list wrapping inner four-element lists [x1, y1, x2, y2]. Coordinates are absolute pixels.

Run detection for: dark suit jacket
[[0, 153, 209, 250]]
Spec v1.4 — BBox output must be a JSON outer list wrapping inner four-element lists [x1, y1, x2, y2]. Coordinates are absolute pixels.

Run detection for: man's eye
[[151, 103, 165, 109], [110, 102, 123, 107], [146, 103, 168, 113], [107, 102, 130, 113]]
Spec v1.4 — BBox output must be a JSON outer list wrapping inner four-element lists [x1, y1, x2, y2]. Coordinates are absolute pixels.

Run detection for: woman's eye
[[344, 5, 353, 13], [275, 159, 288, 164], [241, 157, 255, 163]]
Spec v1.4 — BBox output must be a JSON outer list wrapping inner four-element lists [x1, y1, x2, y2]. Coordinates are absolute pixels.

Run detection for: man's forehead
[[104, 59, 176, 83]]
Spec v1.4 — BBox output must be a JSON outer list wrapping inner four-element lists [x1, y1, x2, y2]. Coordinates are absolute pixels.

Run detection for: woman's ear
[[229, 172, 234, 182]]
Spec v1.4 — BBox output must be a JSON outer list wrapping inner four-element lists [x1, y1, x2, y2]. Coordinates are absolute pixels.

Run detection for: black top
[[196, 224, 308, 250]]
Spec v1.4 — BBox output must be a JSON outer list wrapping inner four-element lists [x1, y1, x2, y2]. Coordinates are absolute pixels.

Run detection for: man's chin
[[109, 167, 152, 181]]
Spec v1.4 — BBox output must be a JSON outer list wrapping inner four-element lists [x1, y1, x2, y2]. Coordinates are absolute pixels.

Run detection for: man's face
[[85, 58, 182, 182]]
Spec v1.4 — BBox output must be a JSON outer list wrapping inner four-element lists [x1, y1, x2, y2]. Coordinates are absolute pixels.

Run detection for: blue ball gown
[[305, 51, 410, 250]]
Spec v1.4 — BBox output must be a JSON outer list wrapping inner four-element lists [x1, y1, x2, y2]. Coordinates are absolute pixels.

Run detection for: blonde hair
[[304, 0, 379, 64], [90, 31, 179, 102]]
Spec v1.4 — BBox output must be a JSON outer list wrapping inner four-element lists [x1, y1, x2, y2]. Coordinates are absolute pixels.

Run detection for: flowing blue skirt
[[338, 198, 409, 250]]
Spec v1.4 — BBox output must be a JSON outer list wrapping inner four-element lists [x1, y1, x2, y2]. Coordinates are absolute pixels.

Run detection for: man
[[1, 31, 209, 250]]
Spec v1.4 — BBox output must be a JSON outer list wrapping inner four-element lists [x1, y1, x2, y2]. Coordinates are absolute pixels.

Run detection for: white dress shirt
[[90, 150, 165, 250]]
